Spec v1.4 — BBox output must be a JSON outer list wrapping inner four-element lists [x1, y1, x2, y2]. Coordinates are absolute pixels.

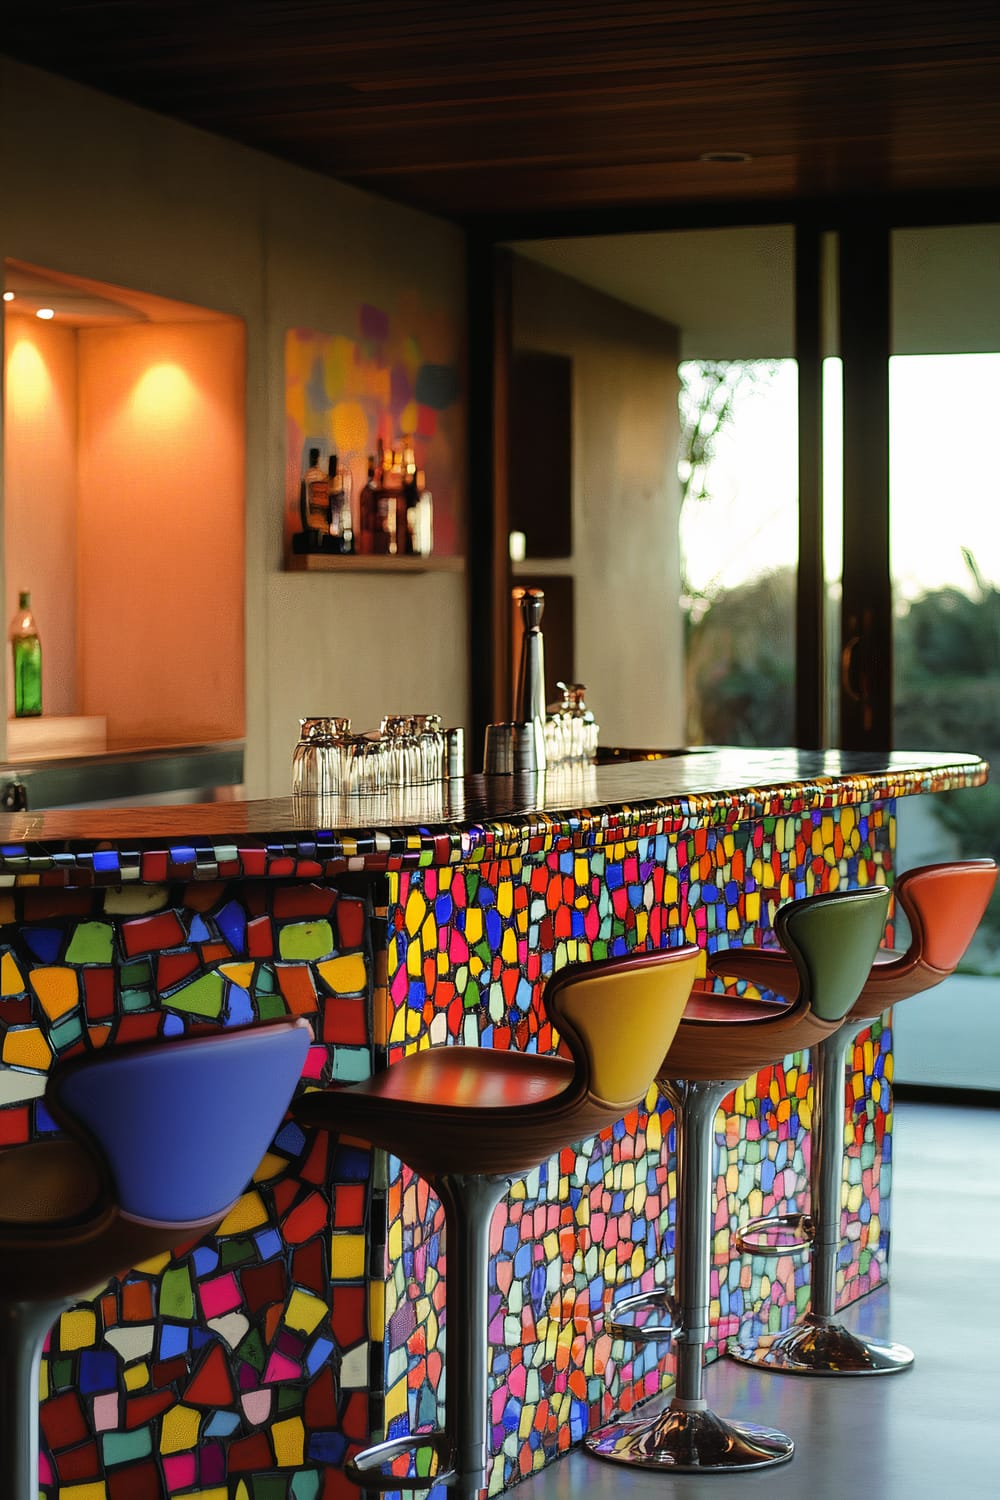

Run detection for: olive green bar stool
[[293, 944, 700, 1500], [712, 859, 997, 1376], [586, 885, 891, 1472]]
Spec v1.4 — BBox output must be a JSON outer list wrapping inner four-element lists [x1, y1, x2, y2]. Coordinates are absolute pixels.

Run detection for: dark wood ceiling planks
[[3, 1, 1000, 223]]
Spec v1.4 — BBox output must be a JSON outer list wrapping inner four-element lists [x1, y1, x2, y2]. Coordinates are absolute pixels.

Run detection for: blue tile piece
[[23, 927, 63, 963], [205, 1411, 241, 1436], [216, 900, 247, 953], [305, 1335, 334, 1376], [192, 1246, 220, 1276], [159, 1323, 189, 1359], [254, 1228, 282, 1261]]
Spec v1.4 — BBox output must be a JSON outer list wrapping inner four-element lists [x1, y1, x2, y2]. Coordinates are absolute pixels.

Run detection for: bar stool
[[0, 1019, 311, 1500], [586, 885, 890, 1471], [711, 859, 997, 1375], [292, 944, 700, 1500]]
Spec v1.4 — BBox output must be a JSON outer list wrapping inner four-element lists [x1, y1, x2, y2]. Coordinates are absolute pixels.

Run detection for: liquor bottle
[[303, 448, 329, 538], [328, 453, 355, 555], [412, 467, 434, 556], [381, 443, 403, 556], [358, 452, 378, 555], [399, 438, 417, 555], [9, 590, 42, 718]]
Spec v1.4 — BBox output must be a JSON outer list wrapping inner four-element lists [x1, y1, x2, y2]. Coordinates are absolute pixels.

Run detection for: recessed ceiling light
[[36, 307, 56, 320], [2, 291, 14, 302], [699, 151, 753, 164]]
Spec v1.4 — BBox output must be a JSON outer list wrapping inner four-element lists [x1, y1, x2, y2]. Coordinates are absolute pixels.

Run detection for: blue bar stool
[[0, 1019, 311, 1500], [711, 859, 997, 1375], [586, 885, 890, 1471], [293, 945, 700, 1500]]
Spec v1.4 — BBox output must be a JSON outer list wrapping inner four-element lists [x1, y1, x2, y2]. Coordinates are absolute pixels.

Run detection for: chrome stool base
[[729, 1313, 914, 1376], [346, 1431, 458, 1491], [586, 1401, 794, 1472]]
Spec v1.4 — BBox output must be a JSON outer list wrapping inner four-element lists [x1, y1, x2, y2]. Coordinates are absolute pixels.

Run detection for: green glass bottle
[[9, 590, 42, 718]]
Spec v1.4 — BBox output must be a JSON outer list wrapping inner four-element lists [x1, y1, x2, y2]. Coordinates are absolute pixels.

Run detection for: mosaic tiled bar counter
[[0, 747, 987, 1500]]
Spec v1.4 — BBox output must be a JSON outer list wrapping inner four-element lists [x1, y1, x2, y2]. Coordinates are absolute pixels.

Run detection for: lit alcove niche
[[2, 259, 245, 757]]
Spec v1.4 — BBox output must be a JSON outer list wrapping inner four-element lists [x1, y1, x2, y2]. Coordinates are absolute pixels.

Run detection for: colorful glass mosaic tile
[[0, 769, 931, 1498]]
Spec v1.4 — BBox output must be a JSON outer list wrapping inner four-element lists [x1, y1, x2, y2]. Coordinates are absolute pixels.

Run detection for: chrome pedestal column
[[587, 1080, 794, 1471], [729, 1024, 914, 1375], [347, 1173, 512, 1499]]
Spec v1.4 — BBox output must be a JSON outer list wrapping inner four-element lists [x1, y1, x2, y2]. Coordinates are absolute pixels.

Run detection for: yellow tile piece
[[384, 1373, 409, 1427], [317, 953, 367, 994], [404, 888, 426, 937], [331, 1233, 366, 1280], [131, 1250, 171, 1276], [2, 1026, 52, 1071], [1, 951, 24, 994], [60, 1308, 97, 1350], [286, 1288, 327, 1336], [369, 1280, 385, 1341], [160, 1402, 201, 1453], [219, 962, 254, 987], [252, 1152, 287, 1183], [62, 1486, 108, 1500], [124, 1363, 149, 1391], [272, 1416, 305, 1467], [216, 1190, 268, 1235], [29, 965, 79, 1021]]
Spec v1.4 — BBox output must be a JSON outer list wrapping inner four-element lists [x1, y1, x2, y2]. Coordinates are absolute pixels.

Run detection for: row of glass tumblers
[[291, 715, 455, 796]]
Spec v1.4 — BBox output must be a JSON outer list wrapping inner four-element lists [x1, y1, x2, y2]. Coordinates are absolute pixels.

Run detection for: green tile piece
[[167, 970, 225, 1019], [50, 1014, 83, 1049], [121, 959, 151, 986], [291, 1474, 322, 1500], [253, 1478, 288, 1500], [257, 994, 287, 1021], [65, 921, 115, 964], [278, 921, 334, 961], [220, 1238, 256, 1268], [159, 1266, 194, 1320], [102, 1425, 153, 1464], [332, 1047, 372, 1082], [51, 1356, 73, 1390], [277, 1385, 302, 1413], [255, 963, 277, 993], [236, 1327, 266, 1372], [122, 988, 152, 1013]]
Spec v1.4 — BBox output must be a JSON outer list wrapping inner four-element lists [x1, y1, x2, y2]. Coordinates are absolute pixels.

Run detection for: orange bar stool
[[0, 1019, 311, 1500], [711, 859, 996, 1376], [586, 885, 890, 1471], [293, 945, 700, 1500]]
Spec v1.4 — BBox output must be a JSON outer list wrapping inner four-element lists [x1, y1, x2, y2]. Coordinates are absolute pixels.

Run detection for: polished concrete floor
[[514, 1102, 1000, 1499]]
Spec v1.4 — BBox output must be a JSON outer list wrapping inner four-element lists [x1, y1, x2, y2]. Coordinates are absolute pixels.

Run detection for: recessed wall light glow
[[2, 291, 14, 302], [699, 150, 753, 164], [35, 307, 56, 320]]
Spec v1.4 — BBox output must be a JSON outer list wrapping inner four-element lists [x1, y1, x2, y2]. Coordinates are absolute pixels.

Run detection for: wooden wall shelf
[[285, 554, 465, 575]]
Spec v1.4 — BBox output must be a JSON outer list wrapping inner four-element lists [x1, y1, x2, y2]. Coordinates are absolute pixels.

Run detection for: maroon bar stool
[[293, 945, 699, 1500], [711, 859, 997, 1375]]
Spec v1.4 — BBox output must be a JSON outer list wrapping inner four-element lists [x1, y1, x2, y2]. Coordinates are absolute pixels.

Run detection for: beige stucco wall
[[511, 256, 685, 747], [0, 56, 468, 795]]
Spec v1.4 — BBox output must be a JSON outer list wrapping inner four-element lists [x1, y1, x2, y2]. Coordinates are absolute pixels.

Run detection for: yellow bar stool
[[711, 859, 996, 1375], [586, 885, 890, 1471], [293, 944, 700, 1500]]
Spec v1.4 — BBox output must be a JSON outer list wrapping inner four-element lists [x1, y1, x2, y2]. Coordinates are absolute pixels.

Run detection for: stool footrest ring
[[734, 1211, 813, 1257], [347, 1431, 457, 1491], [606, 1288, 679, 1343]]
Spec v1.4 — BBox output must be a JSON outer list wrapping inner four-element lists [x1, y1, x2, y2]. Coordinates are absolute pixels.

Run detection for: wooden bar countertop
[[0, 747, 987, 888]]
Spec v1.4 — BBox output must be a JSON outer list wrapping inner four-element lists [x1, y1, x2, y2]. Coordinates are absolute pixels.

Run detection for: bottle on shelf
[[294, 447, 333, 554], [380, 442, 403, 556], [9, 590, 42, 718], [411, 467, 434, 556], [328, 453, 354, 554]]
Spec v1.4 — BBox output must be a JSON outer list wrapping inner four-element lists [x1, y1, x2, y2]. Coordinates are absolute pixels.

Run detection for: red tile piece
[[274, 884, 336, 919], [182, 882, 226, 912], [228, 1432, 275, 1472], [283, 1190, 329, 1244], [304, 1365, 339, 1426], [337, 899, 366, 949], [0, 1105, 29, 1146], [156, 952, 200, 993], [277, 965, 318, 1016], [184, 1341, 236, 1408], [83, 968, 115, 1021], [122, 911, 185, 957], [299, 1133, 329, 1186], [124, 1390, 175, 1428], [24, 890, 94, 921], [140, 851, 168, 882], [121, 1280, 154, 1321], [108, 1463, 166, 1500], [39, 1390, 89, 1451], [292, 1237, 327, 1295], [334, 1184, 366, 1228], [151, 1356, 189, 1390], [321, 996, 367, 1045], [334, 1285, 366, 1345], [241, 1260, 288, 1316], [115, 1015, 163, 1043], [54, 1440, 100, 1482], [0, 996, 31, 1023], [247, 917, 273, 957]]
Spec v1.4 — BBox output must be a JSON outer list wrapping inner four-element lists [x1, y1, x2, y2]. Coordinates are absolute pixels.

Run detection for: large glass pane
[[890, 225, 1000, 1093]]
